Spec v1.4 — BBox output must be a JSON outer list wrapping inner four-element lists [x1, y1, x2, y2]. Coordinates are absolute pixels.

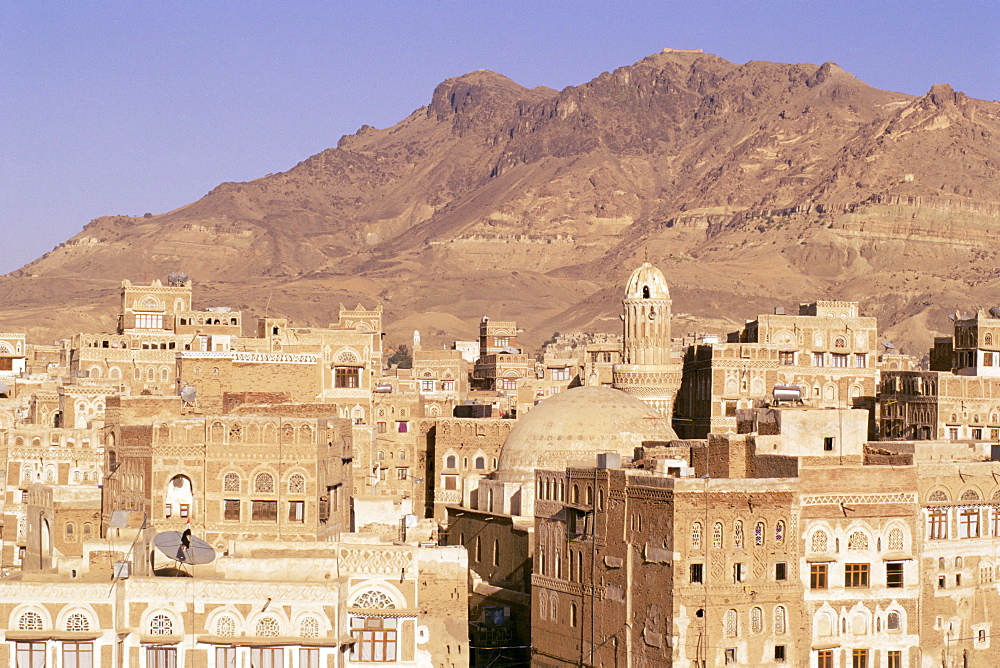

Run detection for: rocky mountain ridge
[[3, 50, 1000, 355]]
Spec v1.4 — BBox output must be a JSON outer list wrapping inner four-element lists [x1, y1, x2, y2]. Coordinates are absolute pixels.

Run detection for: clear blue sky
[[2, 2, 998, 274]]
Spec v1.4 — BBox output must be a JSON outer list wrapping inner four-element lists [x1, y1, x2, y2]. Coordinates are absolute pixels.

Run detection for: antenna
[[990, 306, 1000, 319], [180, 385, 197, 406], [881, 341, 896, 351], [153, 528, 216, 566]]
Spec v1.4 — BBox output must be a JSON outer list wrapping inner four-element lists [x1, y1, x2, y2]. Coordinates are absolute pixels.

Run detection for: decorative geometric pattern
[[352, 590, 396, 609], [804, 493, 918, 506], [811, 530, 829, 553], [19, 611, 43, 630], [66, 613, 90, 631], [775, 521, 784, 544], [888, 528, 904, 552], [223, 472, 240, 492], [300, 616, 320, 638], [254, 473, 274, 493], [691, 522, 702, 549], [256, 616, 280, 637], [774, 606, 786, 634], [339, 547, 414, 576], [724, 609, 738, 637], [754, 522, 764, 546], [928, 490, 949, 502], [712, 522, 723, 549], [961, 489, 981, 501], [750, 607, 762, 633], [848, 531, 869, 551], [288, 474, 305, 494], [216, 616, 236, 637], [733, 521, 744, 548], [149, 614, 173, 635]]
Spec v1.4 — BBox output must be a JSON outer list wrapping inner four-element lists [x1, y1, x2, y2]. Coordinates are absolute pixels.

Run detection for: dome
[[495, 386, 677, 483], [625, 262, 670, 300]]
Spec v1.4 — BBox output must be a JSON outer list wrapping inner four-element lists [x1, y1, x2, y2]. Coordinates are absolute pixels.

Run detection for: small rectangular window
[[886, 562, 904, 588], [779, 351, 795, 365], [817, 649, 834, 668], [288, 500, 305, 522], [179, 504, 190, 518], [810, 563, 828, 589], [377, 421, 386, 434], [845, 563, 870, 588], [733, 563, 745, 582], [724, 648, 736, 664], [397, 421, 408, 433], [443, 475, 457, 491], [852, 648, 868, 668], [887, 650, 902, 668], [224, 499, 240, 521], [251, 500, 278, 522], [775, 562, 787, 581], [164, 503, 172, 518], [823, 437, 835, 451], [774, 645, 785, 662], [396, 467, 408, 480], [832, 353, 848, 368], [690, 563, 703, 583], [854, 353, 868, 368], [813, 352, 825, 367]]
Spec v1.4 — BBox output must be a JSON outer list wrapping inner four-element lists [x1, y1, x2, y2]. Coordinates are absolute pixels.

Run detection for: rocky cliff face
[[3, 51, 1000, 355]]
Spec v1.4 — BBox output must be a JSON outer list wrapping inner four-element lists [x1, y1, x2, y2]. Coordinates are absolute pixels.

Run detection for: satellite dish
[[948, 314, 957, 322], [154, 530, 216, 565], [180, 385, 197, 405], [881, 341, 896, 350], [0, 381, 10, 395], [990, 306, 1000, 319]]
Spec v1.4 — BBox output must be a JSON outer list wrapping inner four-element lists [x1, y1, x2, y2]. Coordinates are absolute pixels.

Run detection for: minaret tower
[[612, 262, 681, 419]]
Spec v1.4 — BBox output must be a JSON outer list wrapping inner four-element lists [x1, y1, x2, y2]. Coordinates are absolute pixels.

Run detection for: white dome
[[495, 386, 677, 482]]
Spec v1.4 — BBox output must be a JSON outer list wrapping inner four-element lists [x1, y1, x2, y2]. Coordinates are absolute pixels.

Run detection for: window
[[396, 467, 408, 480], [811, 530, 829, 552], [288, 500, 305, 522], [724, 609, 738, 637], [134, 313, 164, 329], [886, 562, 904, 588], [224, 500, 240, 521], [179, 504, 189, 519], [149, 614, 173, 635], [501, 377, 517, 391], [779, 351, 795, 365], [552, 367, 570, 381], [848, 531, 868, 550], [216, 647, 236, 668], [754, 522, 764, 546], [774, 645, 785, 662], [690, 563, 703, 583], [63, 641, 93, 668], [832, 353, 848, 367], [397, 421, 408, 433], [960, 507, 981, 538], [223, 472, 240, 492], [725, 648, 737, 664], [855, 353, 868, 368], [986, 352, 995, 366], [249, 648, 283, 668], [252, 500, 278, 521], [288, 474, 306, 494], [570, 603, 578, 627], [734, 563, 746, 582], [852, 648, 868, 668], [950, 427, 959, 440], [725, 400, 737, 417], [475, 456, 485, 470], [691, 522, 702, 549], [929, 508, 949, 539], [823, 437, 834, 451], [443, 475, 457, 490], [351, 616, 397, 662], [493, 539, 501, 566], [750, 606, 762, 633], [810, 563, 828, 589], [420, 379, 435, 392], [299, 648, 320, 668], [813, 352, 825, 366], [164, 503, 172, 518], [16, 642, 45, 668], [817, 650, 833, 668], [887, 650, 902, 668], [377, 421, 387, 433], [445, 455, 456, 469], [254, 472, 275, 493], [845, 563, 870, 588], [887, 611, 900, 631], [442, 380, 456, 391], [331, 365, 362, 389], [774, 606, 786, 635], [775, 562, 787, 581], [713, 522, 723, 549]]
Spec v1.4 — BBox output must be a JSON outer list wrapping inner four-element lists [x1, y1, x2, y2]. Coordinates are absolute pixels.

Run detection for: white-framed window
[[441, 380, 455, 391], [420, 379, 435, 392], [134, 313, 164, 329], [855, 353, 868, 368], [551, 367, 570, 381], [831, 353, 848, 368], [813, 352, 825, 367]]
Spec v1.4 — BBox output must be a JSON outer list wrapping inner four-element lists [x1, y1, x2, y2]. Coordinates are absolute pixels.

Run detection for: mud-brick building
[[429, 417, 514, 520], [100, 396, 354, 547]]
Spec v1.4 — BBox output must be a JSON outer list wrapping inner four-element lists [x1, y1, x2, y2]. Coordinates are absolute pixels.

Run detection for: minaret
[[613, 262, 681, 419]]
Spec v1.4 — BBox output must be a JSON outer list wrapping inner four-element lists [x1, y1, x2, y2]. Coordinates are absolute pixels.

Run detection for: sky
[[2, 1, 998, 274]]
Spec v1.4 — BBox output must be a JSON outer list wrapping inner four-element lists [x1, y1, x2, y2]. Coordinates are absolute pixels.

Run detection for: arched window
[[774, 606, 786, 635], [475, 456, 485, 470], [848, 531, 869, 550], [691, 522, 702, 549], [446, 455, 456, 469], [18, 611, 43, 630], [734, 520, 744, 548], [961, 489, 981, 501], [254, 472, 274, 493], [352, 590, 396, 609], [149, 614, 173, 636], [493, 540, 500, 566], [597, 489, 605, 511], [570, 603, 578, 627], [929, 490, 949, 502], [65, 522, 75, 537], [713, 522, 723, 549], [775, 520, 785, 544], [256, 616, 280, 637], [754, 522, 765, 546], [82, 523, 92, 536], [888, 527, 904, 552], [288, 474, 305, 494], [299, 616, 320, 638], [724, 609, 738, 637], [573, 485, 580, 503], [586, 486, 593, 506], [216, 616, 236, 637], [750, 607, 763, 633], [811, 530, 828, 553], [223, 472, 240, 492], [887, 611, 900, 631], [65, 613, 90, 632]]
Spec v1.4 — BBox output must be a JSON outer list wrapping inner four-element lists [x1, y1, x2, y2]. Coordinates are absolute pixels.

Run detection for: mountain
[[3, 49, 1000, 356]]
